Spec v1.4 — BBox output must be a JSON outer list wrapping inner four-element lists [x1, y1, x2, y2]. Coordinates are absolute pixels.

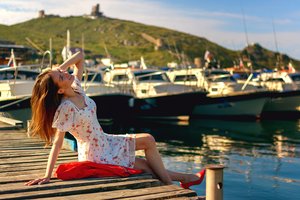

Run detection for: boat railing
[[241, 73, 253, 91], [40, 50, 52, 71], [256, 72, 298, 91], [82, 70, 99, 92]]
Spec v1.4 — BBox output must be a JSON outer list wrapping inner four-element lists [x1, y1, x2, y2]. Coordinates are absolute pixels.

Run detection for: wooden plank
[[40, 185, 191, 200], [0, 116, 23, 127], [0, 159, 79, 172], [120, 188, 197, 200], [0, 148, 70, 154], [0, 143, 47, 148], [0, 151, 75, 159], [170, 197, 204, 200], [0, 175, 153, 192], [0, 153, 77, 163], [0, 137, 37, 142], [0, 179, 161, 199], [0, 155, 77, 165], [0, 173, 152, 185], [0, 133, 29, 139]]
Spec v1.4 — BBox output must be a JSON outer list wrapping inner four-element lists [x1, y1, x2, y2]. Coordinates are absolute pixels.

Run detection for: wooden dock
[[0, 122, 203, 200]]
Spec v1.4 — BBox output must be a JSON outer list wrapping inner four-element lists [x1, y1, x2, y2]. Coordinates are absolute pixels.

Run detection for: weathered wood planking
[[0, 116, 23, 127], [0, 122, 200, 199]]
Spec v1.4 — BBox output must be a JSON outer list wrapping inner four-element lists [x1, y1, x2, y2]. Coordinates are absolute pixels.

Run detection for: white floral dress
[[52, 77, 136, 168]]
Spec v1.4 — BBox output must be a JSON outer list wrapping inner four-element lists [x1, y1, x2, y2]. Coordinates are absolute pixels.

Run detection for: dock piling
[[206, 164, 225, 200]]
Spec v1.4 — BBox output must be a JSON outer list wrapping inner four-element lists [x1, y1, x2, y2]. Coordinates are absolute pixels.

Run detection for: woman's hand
[[24, 177, 50, 186]]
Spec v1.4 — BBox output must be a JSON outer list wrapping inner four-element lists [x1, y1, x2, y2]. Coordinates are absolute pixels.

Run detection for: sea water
[[103, 118, 300, 200]]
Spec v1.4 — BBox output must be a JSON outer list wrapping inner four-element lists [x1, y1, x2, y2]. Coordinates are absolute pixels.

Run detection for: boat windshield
[[174, 75, 198, 82], [207, 75, 236, 83], [134, 71, 170, 83], [289, 74, 300, 82], [112, 74, 129, 82]]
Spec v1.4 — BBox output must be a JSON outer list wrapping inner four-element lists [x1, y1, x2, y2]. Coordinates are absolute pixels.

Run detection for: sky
[[1, 0, 300, 60]]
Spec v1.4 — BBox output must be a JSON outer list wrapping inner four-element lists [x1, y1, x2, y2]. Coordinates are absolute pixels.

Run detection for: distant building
[[38, 10, 45, 18], [84, 4, 104, 19], [91, 4, 103, 17]]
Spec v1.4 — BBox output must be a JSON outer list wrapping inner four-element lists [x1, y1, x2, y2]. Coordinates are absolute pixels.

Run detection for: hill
[[0, 16, 299, 70]]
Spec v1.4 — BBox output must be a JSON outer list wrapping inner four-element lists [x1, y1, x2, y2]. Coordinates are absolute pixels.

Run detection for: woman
[[25, 51, 205, 188]]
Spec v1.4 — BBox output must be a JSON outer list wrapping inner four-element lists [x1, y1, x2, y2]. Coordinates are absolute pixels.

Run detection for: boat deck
[[0, 122, 203, 200]]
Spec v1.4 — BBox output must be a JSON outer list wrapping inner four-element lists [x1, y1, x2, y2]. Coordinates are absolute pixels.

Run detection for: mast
[[241, 7, 252, 72], [49, 37, 52, 68], [241, 7, 249, 47], [67, 29, 71, 59], [272, 19, 281, 68]]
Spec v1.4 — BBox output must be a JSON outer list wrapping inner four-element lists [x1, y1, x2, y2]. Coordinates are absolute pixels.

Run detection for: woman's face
[[50, 69, 74, 91]]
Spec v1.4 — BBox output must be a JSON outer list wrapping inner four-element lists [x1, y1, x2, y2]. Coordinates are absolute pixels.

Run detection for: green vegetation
[[0, 16, 299, 69]]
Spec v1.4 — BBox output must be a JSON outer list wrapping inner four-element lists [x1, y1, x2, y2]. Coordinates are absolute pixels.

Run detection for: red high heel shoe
[[180, 169, 206, 189]]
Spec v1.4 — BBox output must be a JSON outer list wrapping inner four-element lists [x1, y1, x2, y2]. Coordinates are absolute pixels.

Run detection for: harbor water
[[3, 109, 300, 200], [102, 118, 300, 200]]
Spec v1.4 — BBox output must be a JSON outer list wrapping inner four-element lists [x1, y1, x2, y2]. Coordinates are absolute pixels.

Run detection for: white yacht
[[103, 67, 208, 120], [167, 68, 269, 119], [0, 67, 38, 111], [81, 70, 133, 120], [255, 71, 300, 119]]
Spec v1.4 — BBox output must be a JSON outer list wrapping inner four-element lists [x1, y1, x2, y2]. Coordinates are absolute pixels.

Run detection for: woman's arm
[[25, 131, 66, 186], [58, 51, 84, 81]]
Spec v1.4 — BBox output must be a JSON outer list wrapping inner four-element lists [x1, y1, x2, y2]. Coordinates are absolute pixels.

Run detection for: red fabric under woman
[[55, 161, 143, 180]]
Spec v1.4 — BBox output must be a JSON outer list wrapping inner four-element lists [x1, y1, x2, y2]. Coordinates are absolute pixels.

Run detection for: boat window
[[208, 76, 236, 83], [174, 75, 198, 82], [23, 71, 39, 80], [112, 74, 129, 82], [265, 78, 285, 82], [0, 70, 39, 80], [0, 71, 15, 80], [137, 74, 169, 82], [205, 71, 230, 77], [133, 71, 170, 82], [290, 74, 300, 82], [83, 73, 102, 82]]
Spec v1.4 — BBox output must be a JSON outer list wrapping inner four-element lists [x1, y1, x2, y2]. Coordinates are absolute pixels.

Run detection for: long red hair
[[30, 69, 63, 146]]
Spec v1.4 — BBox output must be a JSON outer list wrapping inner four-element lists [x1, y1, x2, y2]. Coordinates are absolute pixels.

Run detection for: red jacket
[[55, 161, 143, 180]]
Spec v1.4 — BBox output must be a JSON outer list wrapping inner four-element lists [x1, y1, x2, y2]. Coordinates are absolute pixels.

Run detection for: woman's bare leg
[[133, 133, 201, 185], [134, 157, 200, 183], [134, 133, 172, 185]]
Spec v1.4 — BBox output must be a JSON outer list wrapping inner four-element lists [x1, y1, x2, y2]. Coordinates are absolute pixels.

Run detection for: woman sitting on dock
[[25, 51, 205, 188]]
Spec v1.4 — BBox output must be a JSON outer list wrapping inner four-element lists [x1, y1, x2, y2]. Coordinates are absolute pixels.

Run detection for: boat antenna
[[49, 37, 52, 68], [272, 18, 281, 68], [41, 50, 52, 71], [241, 7, 249, 47], [173, 41, 182, 65], [241, 5, 253, 73]]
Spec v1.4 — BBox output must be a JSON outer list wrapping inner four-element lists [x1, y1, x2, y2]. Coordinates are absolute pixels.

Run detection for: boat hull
[[129, 91, 208, 120], [88, 93, 133, 119], [261, 90, 300, 119], [192, 91, 269, 120], [1, 93, 134, 121]]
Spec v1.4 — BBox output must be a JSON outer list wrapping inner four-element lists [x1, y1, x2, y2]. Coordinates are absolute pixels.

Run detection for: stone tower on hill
[[91, 4, 103, 18]]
